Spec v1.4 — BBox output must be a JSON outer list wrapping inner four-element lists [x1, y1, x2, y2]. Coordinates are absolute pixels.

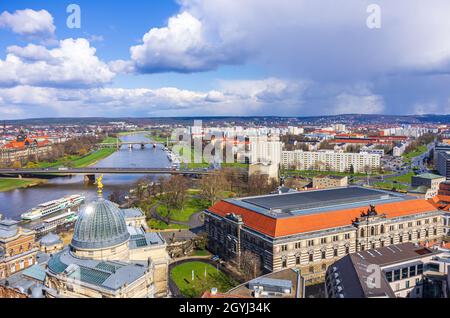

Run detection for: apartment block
[[281, 150, 381, 173]]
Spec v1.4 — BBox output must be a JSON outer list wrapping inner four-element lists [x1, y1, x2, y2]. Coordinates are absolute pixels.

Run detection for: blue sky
[[1, 0, 450, 118]]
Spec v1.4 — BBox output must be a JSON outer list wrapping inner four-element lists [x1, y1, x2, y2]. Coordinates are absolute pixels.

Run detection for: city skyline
[[2, 1, 450, 119]]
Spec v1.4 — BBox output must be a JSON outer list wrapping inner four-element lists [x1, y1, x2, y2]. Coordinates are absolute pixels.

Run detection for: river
[[0, 133, 171, 220]]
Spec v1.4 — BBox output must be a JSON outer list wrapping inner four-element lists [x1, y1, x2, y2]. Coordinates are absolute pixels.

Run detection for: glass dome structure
[[71, 198, 130, 250]]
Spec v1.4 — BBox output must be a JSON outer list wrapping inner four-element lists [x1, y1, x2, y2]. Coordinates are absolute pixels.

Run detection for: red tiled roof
[[209, 199, 438, 238]]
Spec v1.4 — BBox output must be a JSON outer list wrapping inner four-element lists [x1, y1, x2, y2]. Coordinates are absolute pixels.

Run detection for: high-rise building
[[437, 151, 450, 180], [281, 150, 380, 173], [249, 135, 282, 165]]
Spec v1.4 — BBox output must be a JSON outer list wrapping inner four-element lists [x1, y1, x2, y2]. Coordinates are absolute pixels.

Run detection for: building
[[223, 268, 304, 298], [249, 135, 282, 166], [437, 151, 450, 180], [0, 220, 37, 279], [411, 173, 446, 199], [43, 187, 169, 298], [325, 243, 449, 298], [434, 143, 450, 165], [0, 132, 52, 165], [360, 148, 385, 156], [429, 192, 450, 237], [249, 162, 279, 182], [38, 233, 64, 254], [204, 187, 444, 282], [393, 143, 408, 157], [312, 175, 348, 189], [281, 150, 381, 173]]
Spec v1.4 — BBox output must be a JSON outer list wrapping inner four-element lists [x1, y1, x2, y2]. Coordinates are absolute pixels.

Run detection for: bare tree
[[108, 190, 126, 204], [199, 170, 230, 205], [246, 173, 278, 196], [159, 175, 190, 222], [239, 250, 262, 281]]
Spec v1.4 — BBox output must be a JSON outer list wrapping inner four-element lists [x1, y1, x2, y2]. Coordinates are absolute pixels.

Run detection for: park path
[[150, 204, 204, 230]]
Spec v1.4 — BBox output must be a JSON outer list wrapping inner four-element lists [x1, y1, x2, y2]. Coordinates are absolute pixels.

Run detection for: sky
[[1, 0, 450, 119]]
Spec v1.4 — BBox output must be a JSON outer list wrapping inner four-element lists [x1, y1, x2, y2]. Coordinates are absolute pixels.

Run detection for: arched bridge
[[98, 141, 156, 149]]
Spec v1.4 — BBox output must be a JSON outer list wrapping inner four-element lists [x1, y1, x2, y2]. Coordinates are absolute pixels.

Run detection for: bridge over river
[[0, 167, 221, 182], [98, 141, 156, 149]]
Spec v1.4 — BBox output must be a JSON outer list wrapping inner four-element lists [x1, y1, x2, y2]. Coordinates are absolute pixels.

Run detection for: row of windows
[[280, 246, 351, 268], [360, 219, 438, 237], [385, 264, 423, 282], [9, 257, 34, 274], [279, 224, 439, 253], [279, 234, 351, 251]]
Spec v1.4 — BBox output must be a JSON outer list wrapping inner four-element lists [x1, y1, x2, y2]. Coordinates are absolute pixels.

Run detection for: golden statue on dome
[[96, 174, 104, 196]]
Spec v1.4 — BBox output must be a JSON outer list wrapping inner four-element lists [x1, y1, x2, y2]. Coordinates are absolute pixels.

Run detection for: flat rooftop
[[413, 173, 445, 180], [231, 187, 410, 218], [332, 243, 443, 298], [351, 242, 438, 267]]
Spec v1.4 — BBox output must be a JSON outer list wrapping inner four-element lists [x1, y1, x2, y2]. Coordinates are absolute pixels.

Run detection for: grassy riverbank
[[0, 137, 118, 192], [29, 147, 116, 169], [117, 130, 148, 136], [0, 178, 46, 192], [145, 134, 166, 143]]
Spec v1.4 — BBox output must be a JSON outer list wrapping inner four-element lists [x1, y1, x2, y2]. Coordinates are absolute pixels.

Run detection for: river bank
[[0, 178, 47, 192], [0, 133, 171, 220], [0, 137, 119, 192]]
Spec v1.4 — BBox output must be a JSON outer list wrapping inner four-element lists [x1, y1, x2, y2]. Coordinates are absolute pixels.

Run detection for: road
[[352, 142, 435, 186], [0, 167, 217, 177]]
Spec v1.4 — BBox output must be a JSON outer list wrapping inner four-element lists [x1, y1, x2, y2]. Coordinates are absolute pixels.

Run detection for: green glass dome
[[71, 198, 130, 250]]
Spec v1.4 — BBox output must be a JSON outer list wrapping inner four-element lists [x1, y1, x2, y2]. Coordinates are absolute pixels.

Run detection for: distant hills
[[2, 114, 450, 126]]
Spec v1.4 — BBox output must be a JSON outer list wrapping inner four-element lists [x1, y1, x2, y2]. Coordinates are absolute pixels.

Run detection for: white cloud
[[334, 93, 384, 115], [413, 102, 450, 115], [0, 9, 55, 38], [0, 77, 308, 117], [0, 39, 115, 88], [123, 0, 450, 77], [128, 11, 247, 73]]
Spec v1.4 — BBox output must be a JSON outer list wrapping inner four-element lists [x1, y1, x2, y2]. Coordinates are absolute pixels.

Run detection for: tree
[[159, 175, 189, 222], [199, 170, 230, 206], [239, 250, 262, 281], [246, 173, 278, 196], [109, 190, 125, 204], [11, 161, 22, 169]]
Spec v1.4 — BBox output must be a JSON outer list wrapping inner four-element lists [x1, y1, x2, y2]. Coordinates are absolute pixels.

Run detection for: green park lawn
[[30, 148, 116, 169], [100, 136, 119, 144], [145, 133, 167, 143], [403, 145, 427, 162], [117, 130, 148, 136], [157, 197, 210, 222], [373, 182, 409, 191], [70, 148, 116, 167], [170, 261, 237, 297], [384, 171, 416, 184], [146, 219, 188, 230], [0, 178, 43, 192]]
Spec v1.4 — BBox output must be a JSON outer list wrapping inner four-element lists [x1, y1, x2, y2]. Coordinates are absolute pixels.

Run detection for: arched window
[[371, 226, 375, 236], [380, 224, 385, 234], [360, 228, 365, 237]]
